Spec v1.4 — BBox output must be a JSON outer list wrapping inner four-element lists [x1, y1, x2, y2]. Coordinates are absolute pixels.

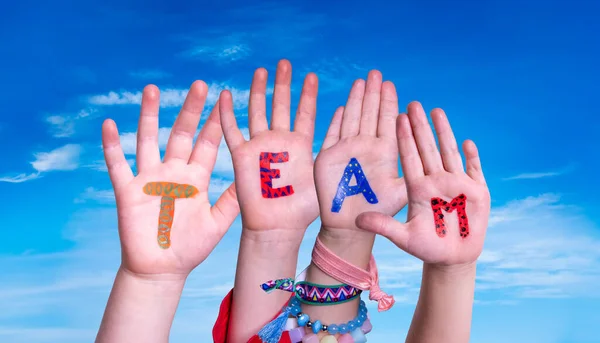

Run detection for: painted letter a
[[331, 157, 378, 213]]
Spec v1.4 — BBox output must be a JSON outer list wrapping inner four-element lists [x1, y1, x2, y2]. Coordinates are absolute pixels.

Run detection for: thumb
[[356, 212, 410, 251]]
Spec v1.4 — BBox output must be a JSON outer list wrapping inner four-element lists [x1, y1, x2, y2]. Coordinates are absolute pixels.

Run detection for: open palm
[[219, 60, 319, 232], [356, 102, 491, 265], [315, 71, 407, 233], [102, 82, 239, 279]]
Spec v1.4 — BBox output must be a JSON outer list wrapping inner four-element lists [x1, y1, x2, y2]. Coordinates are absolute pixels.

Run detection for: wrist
[[423, 261, 477, 284], [241, 227, 304, 257], [117, 266, 187, 294], [317, 227, 375, 269]]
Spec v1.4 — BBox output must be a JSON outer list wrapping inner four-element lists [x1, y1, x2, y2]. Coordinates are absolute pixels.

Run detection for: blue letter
[[331, 157, 378, 213]]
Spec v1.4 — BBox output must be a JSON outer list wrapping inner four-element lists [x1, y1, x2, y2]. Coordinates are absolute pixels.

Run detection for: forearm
[[406, 262, 477, 343], [96, 267, 185, 343], [227, 229, 304, 343], [303, 228, 375, 324]]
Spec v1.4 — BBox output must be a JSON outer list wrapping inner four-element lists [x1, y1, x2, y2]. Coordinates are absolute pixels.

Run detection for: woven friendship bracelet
[[261, 277, 295, 293], [295, 281, 362, 306], [260, 278, 362, 306]]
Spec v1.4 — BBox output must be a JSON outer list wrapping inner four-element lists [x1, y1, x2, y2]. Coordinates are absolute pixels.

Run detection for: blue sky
[[1, 1, 599, 342]]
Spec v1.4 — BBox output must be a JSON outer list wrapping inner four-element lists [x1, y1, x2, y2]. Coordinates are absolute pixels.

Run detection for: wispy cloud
[[304, 57, 367, 92], [85, 158, 135, 172], [1, 144, 83, 183], [129, 69, 172, 80], [46, 109, 95, 138], [503, 170, 566, 181], [183, 40, 251, 63], [31, 144, 82, 172], [89, 83, 250, 111], [0, 173, 41, 183], [487, 193, 564, 227], [74, 187, 115, 204], [178, 4, 331, 63]]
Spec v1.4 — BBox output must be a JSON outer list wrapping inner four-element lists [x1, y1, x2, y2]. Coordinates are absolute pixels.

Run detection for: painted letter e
[[259, 152, 295, 199]]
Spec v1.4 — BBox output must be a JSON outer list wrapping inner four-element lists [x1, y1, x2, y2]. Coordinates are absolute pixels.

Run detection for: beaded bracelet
[[287, 297, 368, 335], [258, 296, 370, 343]]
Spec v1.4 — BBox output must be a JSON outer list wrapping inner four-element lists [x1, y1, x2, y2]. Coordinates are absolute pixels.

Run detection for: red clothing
[[212, 289, 292, 343]]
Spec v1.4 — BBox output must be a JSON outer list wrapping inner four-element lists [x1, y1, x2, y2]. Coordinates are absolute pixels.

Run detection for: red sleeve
[[212, 289, 234, 343], [212, 289, 292, 343]]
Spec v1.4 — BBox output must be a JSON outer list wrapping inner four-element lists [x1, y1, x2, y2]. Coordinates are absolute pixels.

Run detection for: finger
[[397, 114, 424, 183], [164, 81, 207, 163], [270, 59, 292, 131], [136, 85, 161, 173], [320, 106, 344, 151], [406, 101, 444, 174], [293, 72, 319, 141], [359, 70, 382, 136], [210, 183, 240, 236], [188, 100, 222, 174], [219, 90, 246, 151], [377, 81, 399, 139], [340, 79, 365, 138], [463, 139, 486, 184], [102, 119, 134, 191], [248, 68, 269, 138], [431, 108, 464, 173], [356, 212, 410, 252]]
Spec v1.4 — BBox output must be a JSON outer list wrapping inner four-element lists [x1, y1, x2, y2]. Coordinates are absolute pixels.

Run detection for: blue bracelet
[[286, 297, 368, 335]]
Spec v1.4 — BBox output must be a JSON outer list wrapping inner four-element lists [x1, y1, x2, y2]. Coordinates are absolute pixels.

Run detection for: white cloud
[[85, 158, 135, 172], [31, 144, 82, 172], [1, 144, 84, 183], [0, 173, 41, 183], [88, 90, 142, 106], [46, 115, 74, 137], [488, 193, 563, 227], [186, 43, 251, 62], [503, 171, 564, 181], [74, 187, 115, 204], [118, 127, 172, 155], [303, 57, 367, 92], [88, 83, 250, 112], [45, 109, 96, 138]]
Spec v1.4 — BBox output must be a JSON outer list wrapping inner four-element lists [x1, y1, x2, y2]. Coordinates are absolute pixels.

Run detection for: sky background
[[1, 0, 599, 342]]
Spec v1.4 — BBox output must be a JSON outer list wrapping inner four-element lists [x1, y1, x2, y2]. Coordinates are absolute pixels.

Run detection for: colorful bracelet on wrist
[[258, 297, 371, 343], [261, 278, 362, 306]]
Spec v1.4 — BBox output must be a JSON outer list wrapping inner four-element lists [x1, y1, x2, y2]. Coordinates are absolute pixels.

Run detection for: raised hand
[[315, 71, 407, 236], [219, 59, 319, 233], [101, 82, 240, 279], [219, 60, 320, 343], [356, 102, 491, 265]]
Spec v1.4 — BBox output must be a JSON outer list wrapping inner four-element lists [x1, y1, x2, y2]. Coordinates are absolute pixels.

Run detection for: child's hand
[[315, 71, 407, 236], [102, 82, 239, 280], [356, 102, 491, 265], [219, 60, 319, 233]]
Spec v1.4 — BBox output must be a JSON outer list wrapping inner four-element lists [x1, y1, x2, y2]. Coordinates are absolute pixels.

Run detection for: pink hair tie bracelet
[[311, 236, 395, 312]]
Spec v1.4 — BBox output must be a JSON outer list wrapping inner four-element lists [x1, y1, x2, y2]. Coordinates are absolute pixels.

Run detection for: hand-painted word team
[[96, 59, 491, 343]]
